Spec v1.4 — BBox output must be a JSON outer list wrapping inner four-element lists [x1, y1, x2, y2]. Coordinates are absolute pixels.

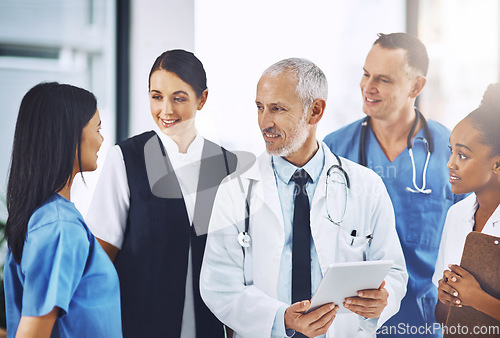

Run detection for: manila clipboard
[[444, 232, 500, 338]]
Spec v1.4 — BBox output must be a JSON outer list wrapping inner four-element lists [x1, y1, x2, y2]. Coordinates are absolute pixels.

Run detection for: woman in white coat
[[433, 83, 500, 323]]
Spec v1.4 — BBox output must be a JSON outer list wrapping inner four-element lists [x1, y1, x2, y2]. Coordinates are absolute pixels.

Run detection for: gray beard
[[266, 114, 309, 157]]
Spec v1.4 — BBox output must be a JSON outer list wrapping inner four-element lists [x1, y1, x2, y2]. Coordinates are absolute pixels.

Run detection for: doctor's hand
[[344, 280, 388, 318], [284, 300, 338, 338]]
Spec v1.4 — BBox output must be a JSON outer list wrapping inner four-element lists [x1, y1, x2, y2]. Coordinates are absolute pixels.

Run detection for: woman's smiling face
[[149, 70, 207, 138]]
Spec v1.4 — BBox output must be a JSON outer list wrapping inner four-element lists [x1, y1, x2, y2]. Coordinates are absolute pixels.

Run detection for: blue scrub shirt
[[4, 194, 122, 338], [324, 118, 465, 337]]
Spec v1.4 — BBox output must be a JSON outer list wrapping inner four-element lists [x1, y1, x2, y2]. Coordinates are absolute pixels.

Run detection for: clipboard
[[444, 232, 500, 337], [306, 260, 393, 314]]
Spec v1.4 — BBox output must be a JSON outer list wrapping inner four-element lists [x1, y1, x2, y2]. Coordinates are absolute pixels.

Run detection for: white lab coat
[[432, 193, 500, 287], [200, 143, 408, 338]]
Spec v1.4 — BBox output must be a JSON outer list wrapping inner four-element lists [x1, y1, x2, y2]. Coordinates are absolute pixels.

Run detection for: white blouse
[[85, 126, 204, 338]]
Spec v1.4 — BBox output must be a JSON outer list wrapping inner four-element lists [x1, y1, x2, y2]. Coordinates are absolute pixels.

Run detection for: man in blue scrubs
[[323, 33, 465, 337]]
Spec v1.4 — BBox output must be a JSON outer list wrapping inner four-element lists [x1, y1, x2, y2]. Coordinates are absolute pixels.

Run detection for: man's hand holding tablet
[[307, 260, 393, 315]]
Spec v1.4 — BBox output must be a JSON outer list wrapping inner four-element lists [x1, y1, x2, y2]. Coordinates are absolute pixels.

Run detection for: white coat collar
[[238, 142, 343, 245], [491, 203, 500, 230], [458, 193, 500, 234], [468, 193, 500, 233], [240, 142, 340, 182]]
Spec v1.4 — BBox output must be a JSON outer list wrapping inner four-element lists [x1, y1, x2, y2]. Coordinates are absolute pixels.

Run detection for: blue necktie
[[291, 169, 311, 305]]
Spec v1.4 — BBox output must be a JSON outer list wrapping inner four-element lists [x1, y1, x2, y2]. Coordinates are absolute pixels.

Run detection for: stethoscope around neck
[[237, 153, 354, 248], [358, 108, 434, 194]]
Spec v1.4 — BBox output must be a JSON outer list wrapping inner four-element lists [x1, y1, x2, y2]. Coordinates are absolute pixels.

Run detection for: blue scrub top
[[4, 194, 122, 338], [324, 118, 465, 337]]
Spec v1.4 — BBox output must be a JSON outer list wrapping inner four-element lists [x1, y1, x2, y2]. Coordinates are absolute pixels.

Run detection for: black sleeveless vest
[[115, 131, 237, 337]]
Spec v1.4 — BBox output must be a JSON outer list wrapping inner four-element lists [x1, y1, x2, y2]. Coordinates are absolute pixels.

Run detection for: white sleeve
[[85, 145, 130, 249], [362, 175, 408, 333], [200, 179, 285, 337], [432, 207, 454, 287]]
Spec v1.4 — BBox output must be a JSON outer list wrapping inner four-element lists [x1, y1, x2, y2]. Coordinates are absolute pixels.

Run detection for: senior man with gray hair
[[200, 58, 407, 337]]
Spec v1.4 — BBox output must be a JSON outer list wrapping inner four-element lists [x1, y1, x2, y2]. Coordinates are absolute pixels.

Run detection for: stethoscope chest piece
[[238, 231, 252, 248]]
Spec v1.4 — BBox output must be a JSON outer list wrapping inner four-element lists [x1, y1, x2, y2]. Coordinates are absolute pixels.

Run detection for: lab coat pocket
[[336, 228, 370, 262]]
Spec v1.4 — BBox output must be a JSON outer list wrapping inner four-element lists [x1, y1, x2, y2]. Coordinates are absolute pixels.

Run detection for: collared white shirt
[[432, 193, 500, 286], [155, 127, 204, 225]]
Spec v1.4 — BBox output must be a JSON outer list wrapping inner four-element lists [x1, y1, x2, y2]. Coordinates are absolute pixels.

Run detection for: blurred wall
[[419, 0, 499, 128], [0, 0, 498, 216], [128, 0, 195, 137], [193, 0, 405, 155], [0, 0, 116, 209]]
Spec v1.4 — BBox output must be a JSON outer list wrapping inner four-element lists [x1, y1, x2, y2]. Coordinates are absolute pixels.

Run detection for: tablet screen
[[307, 260, 393, 314]]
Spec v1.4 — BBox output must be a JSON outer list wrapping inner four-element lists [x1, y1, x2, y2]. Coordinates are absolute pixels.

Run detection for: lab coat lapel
[[310, 144, 342, 275], [255, 153, 284, 228], [243, 153, 285, 298], [484, 201, 500, 235]]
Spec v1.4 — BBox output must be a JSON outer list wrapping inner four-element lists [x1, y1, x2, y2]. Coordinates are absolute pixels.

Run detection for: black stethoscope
[[358, 108, 434, 194], [237, 153, 353, 248], [238, 180, 253, 248]]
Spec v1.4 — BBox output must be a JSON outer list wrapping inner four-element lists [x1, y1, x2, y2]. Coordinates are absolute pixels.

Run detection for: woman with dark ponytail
[[4, 82, 122, 337], [85, 49, 237, 337]]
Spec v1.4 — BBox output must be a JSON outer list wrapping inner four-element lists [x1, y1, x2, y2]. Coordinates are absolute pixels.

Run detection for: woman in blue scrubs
[[3, 82, 121, 337]]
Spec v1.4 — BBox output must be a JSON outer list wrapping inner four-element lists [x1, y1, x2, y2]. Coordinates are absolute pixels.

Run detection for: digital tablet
[[307, 260, 393, 314]]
